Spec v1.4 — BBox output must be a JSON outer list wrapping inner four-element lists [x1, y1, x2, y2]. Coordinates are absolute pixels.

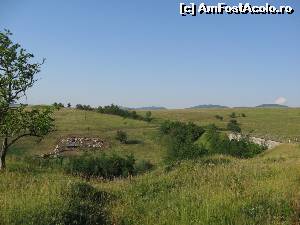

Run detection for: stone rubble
[[228, 133, 281, 149], [41, 137, 108, 158]]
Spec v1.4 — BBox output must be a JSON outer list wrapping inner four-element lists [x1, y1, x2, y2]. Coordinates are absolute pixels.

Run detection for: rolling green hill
[[1, 108, 300, 224]]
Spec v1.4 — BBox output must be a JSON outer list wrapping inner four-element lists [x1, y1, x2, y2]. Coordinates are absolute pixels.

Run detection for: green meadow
[[1, 108, 300, 225]]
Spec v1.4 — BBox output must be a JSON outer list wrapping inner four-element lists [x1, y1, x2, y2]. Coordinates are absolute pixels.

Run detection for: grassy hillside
[[151, 108, 300, 142], [1, 108, 300, 224], [105, 144, 300, 225]]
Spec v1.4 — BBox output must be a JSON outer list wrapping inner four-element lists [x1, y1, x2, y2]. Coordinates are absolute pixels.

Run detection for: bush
[[64, 153, 136, 179], [145, 111, 152, 122], [227, 119, 241, 133], [116, 130, 128, 144], [52, 102, 64, 110], [196, 126, 265, 158], [166, 137, 208, 161], [160, 120, 205, 142], [160, 121, 206, 161], [229, 112, 237, 118], [215, 115, 223, 121]]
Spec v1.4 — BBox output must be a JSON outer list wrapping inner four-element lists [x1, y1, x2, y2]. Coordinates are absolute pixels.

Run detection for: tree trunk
[[0, 138, 8, 170]]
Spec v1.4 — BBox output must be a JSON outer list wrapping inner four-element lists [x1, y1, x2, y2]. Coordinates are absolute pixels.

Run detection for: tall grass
[[108, 145, 300, 224]]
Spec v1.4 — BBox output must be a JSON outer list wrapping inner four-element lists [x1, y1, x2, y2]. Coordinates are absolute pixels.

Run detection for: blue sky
[[1, 0, 299, 108]]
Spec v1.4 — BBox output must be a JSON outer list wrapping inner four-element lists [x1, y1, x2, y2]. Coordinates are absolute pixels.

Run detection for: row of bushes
[[73, 104, 153, 122], [97, 104, 152, 122], [76, 104, 94, 111], [23, 153, 153, 179], [64, 153, 153, 179], [160, 121, 266, 161]]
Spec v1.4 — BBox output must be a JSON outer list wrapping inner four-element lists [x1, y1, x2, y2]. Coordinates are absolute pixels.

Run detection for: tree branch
[[7, 133, 42, 148]]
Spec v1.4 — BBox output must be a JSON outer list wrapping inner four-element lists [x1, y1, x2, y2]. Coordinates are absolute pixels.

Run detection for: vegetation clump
[[160, 121, 207, 161], [115, 130, 128, 144], [215, 115, 223, 121], [227, 119, 242, 133], [64, 153, 152, 179], [76, 104, 94, 111], [97, 104, 152, 122], [64, 153, 135, 179], [196, 126, 266, 158], [161, 120, 265, 161], [230, 112, 237, 118], [52, 102, 64, 110]]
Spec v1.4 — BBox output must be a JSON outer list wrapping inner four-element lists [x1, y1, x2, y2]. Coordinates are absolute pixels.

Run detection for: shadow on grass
[[125, 139, 143, 145]]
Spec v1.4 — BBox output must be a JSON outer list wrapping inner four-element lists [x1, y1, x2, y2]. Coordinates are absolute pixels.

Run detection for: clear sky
[[1, 0, 299, 108]]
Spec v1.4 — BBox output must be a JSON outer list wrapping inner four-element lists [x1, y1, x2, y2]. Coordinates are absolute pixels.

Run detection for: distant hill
[[256, 104, 288, 108], [189, 104, 229, 109], [122, 106, 167, 110]]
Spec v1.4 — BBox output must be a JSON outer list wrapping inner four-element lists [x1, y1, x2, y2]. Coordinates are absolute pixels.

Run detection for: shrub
[[52, 102, 64, 110], [116, 130, 128, 143], [166, 136, 207, 161], [160, 121, 206, 161], [241, 113, 246, 117], [196, 126, 265, 158], [64, 153, 136, 179], [227, 119, 241, 133], [215, 115, 223, 121], [229, 112, 237, 118], [145, 111, 152, 122], [160, 120, 205, 142]]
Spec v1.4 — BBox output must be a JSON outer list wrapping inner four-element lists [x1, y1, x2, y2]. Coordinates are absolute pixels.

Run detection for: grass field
[[1, 108, 300, 224], [151, 108, 300, 142]]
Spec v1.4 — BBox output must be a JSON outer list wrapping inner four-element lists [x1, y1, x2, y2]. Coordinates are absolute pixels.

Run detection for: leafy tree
[[53, 102, 64, 110], [0, 29, 54, 170], [67, 103, 71, 108]]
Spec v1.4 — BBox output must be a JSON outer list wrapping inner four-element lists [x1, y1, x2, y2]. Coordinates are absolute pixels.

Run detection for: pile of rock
[[228, 133, 281, 149], [41, 136, 108, 158], [61, 137, 106, 149]]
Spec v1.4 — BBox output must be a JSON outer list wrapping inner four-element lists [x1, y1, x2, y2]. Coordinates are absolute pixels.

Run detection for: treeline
[[97, 104, 152, 122], [160, 121, 266, 162], [75, 104, 93, 111], [72, 104, 153, 122]]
